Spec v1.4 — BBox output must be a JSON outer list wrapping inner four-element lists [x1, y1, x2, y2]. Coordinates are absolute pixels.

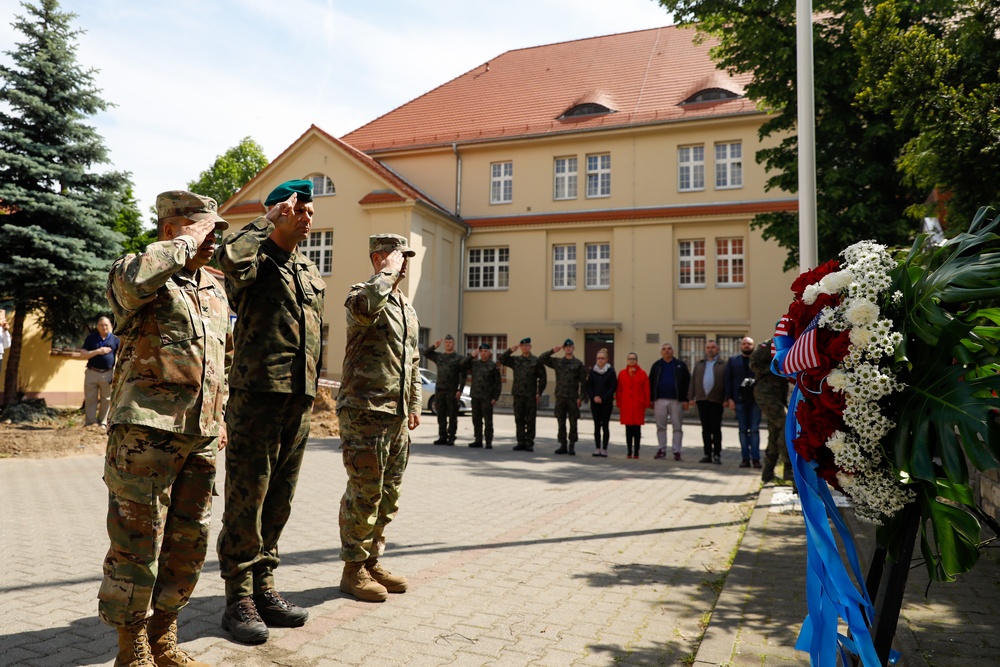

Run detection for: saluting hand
[[380, 250, 405, 274], [182, 218, 218, 248], [266, 192, 297, 223]]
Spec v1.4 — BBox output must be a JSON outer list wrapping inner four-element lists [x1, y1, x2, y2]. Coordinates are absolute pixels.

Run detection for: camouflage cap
[[156, 190, 229, 230], [369, 233, 416, 257]]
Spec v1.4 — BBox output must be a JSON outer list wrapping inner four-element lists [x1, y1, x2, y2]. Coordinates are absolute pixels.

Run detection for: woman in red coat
[[616, 352, 650, 459]]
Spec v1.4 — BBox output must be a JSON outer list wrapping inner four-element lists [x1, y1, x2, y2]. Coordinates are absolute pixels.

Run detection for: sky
[[0, 0, 676, 218]]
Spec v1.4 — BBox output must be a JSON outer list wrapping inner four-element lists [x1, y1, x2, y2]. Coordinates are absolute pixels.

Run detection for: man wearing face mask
[[337, 234, 421, 602], [99, 190, 232, 667], [216, 180, 325, 643]]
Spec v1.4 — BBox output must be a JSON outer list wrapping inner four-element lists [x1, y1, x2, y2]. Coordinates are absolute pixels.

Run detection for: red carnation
[[791, 260, 841, 299]]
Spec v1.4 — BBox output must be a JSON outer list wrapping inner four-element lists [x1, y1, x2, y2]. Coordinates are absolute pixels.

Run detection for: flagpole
[[797, 0, 818, 270]]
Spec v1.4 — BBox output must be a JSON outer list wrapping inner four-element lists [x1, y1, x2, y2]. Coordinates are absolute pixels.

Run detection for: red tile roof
[[342, 25, 756, 153]]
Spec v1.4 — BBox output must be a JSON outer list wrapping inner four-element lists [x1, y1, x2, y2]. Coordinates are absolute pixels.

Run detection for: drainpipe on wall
[[454, 143, 471, 348]]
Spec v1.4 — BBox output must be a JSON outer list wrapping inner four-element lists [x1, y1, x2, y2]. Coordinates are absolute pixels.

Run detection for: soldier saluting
[[539, 339, 587, 455], [423, 334, 464, 445], [498, 338, 547, 452], [461, 343, 502, 449]]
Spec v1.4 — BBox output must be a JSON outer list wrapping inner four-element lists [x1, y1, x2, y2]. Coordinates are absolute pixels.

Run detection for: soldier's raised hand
[[379, 249, 405, 274], [181, 218, 218, 249], [266, 192, 297, 223], [552, 345, 562, 353], [434, 338, 442, 348]]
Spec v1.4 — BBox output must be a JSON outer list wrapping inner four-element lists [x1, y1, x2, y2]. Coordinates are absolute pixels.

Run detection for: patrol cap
[[264, 179, 313, 206], [564, 338, 575, 347], [156, 190, 229, 230], [444, 334, 454, 340], [369, 233, 416, 257], [520, 337, 531, 344], [479, 343, 491, 350]]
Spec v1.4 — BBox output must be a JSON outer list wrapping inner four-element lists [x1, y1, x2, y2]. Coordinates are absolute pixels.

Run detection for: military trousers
[[512, 394, 537, 445], [98, 424, 217, 627], [435, 390, 459, 440], [759, 398, 791, 477], [553, 396, 580, 445], [338, 408, 409, 562], [470, 397, 494, 443], [217, 389, 313, 602]]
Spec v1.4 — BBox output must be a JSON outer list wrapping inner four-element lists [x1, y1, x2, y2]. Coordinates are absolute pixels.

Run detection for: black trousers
[[696, 400, 724, 457]]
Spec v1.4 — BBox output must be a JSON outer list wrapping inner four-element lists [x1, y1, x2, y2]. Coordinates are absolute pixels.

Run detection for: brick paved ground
[[1, 413, 997, 666]]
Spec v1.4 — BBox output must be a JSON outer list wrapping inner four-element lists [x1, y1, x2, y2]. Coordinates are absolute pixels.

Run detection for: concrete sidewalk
[[1, 413, 996, 666]]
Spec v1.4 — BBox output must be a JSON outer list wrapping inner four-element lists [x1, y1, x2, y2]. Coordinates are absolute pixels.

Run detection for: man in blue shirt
[[80, 315, 119, 428], [649, 342, 690, 461]]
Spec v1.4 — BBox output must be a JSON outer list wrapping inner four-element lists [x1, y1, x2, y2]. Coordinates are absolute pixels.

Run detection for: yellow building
[[225, 24, 796, 385]]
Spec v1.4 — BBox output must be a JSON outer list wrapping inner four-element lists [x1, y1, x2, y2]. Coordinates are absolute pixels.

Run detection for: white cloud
[[0, 0, 673, 216]]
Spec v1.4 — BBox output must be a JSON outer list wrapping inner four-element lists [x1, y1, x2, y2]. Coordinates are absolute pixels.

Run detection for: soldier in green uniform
[[461, 343, 502, 448], [215, 180, 324, 644], [423, 334, 463, 445], [337, 234, 422, 602], [749, 338, 792, 483], [99, 190, 232, 667], [498, 338, 547, 452], [539, 339, 588, 455]]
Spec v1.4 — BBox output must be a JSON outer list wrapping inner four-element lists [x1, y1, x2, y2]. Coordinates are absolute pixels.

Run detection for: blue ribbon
[[772, 336, 896, 667]]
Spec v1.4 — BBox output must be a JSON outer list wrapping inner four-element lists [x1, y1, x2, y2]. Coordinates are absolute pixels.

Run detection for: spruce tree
[[0, 0, 126, 407]]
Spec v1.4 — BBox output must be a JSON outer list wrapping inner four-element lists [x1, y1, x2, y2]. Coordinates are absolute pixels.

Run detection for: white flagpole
[[796, 0, 819, 270]]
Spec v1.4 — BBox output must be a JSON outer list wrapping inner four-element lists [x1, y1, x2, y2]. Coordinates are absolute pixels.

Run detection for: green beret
[[265, 179, 313, 207], [479, 343, 491, 350], [520, 337, 531, 344], [564, 339, 575, 347], [369, 233, 416, 257], [444, 334, 454, 340]]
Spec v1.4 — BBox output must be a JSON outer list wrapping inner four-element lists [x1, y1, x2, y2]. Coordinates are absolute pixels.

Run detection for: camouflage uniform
[[750, 339, 792, 481], [423, 345, 464, 443], [539, 350, 587, 450], [497, 349, 547, 449], [337, 265, 421, 562], [99, 235, 232, 627], [461, 355, 502, 446], [215, 215, 325, 602]]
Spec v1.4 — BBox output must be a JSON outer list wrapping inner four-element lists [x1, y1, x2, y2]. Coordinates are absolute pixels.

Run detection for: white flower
[[826, 431, 847, 454], [827, 370, 848, 391], [850, 327, 874, 349], [819, 269, 853, 294], [844, 298, 880, 327], [803, 283, 821, 305]]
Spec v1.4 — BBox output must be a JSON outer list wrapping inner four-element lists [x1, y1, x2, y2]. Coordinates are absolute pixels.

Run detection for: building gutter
[[454, 143, 471, 347]]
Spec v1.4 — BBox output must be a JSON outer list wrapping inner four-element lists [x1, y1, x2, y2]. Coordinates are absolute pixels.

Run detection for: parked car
[[420, 368, 472, 415]]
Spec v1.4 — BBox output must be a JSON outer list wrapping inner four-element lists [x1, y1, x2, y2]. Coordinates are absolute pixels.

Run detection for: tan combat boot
[[147, 610, 212, 667], [365, 557, 408, 593], [114, 619, 156, 667], [340, 561, 388, 602]]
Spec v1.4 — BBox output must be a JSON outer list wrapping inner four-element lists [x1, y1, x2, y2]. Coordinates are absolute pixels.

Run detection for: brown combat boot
[[365, 557, 408, 593], [114, 619, 156, 667], [340, 561, 388, 602], [147, 610, 212, 667]]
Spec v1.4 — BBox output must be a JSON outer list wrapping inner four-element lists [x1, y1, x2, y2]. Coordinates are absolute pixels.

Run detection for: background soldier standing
[[539, 339, 587, 455], [423, 334, 463, 445], [750, 338, 793, 483], [498, 338, 547, 452], [99, 191, 231, 667], [337, 234, 421, 602], [216, 180, 323, 644], [462, 343, 501, 448]]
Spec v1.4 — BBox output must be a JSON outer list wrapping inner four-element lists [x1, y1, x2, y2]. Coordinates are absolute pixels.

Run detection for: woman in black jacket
[[585, 348, 617, 457]]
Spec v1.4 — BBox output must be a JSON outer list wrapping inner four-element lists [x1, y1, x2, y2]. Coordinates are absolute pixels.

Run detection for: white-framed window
[[552, 244, 577, 289], [716, 237, 745, 286], [308, 173, 335, 196], [584, 243, 610, 289], [490, 161, 513, 204], [679, 239, 706, 287], [554, 157, 578, 200], [678, 145, 705, 192], [715, 142, 743, 189], [585, 153, 611, 198], [467, 247, 510, 290], [299, 230, 333, 275]]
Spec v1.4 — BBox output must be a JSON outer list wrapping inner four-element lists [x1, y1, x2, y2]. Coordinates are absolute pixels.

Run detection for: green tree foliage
[[854, 1, 1000, 227], [656, 0, 929, 268], [0, 0, 126, 406], [186, 136, 269, 207], [111, 184, 155, 255]]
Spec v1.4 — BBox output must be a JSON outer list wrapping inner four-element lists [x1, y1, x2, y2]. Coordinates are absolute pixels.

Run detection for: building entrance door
[[584, 331, 615, 370]]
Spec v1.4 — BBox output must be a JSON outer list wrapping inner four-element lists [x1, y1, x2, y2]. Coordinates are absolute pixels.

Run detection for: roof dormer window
[[560, 102, 614, 119], [682, 88, 740, 104]]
